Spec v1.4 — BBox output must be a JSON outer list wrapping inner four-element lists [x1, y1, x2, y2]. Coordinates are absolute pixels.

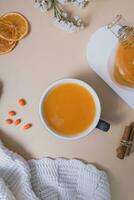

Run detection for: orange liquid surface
[[43, 83, 96, 135], [115, 36, 134, 86]]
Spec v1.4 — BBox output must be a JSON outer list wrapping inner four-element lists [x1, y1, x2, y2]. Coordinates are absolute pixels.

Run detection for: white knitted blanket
[[0, 140, 111, 200]]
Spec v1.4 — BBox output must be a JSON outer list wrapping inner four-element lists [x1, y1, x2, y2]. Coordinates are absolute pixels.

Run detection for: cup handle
[[96, 119, 110, 132]]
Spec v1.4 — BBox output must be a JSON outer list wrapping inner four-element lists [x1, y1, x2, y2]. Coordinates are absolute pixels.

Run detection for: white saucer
[[87, 26, 134, 109]]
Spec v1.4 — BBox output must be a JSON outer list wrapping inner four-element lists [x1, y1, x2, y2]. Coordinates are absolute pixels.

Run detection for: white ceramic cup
[[39, 79, 110, 140]]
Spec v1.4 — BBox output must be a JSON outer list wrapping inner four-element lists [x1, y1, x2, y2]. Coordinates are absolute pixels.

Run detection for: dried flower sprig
[[53, 0, 84, 32], [34, 0, 88, 32]]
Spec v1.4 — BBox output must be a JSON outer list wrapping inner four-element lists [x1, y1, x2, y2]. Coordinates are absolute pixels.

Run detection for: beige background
[[0, 0, 134, 199]]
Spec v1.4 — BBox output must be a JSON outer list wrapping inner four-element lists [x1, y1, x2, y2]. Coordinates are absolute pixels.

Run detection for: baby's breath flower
[[57, 0, 88, 8], [34, 0, 52, 12], [54, 16, 84, 32], [56, 0, 68, 5]]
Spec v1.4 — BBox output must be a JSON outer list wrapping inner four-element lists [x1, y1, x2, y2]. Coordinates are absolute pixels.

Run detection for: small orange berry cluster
[[5, 99, 32, 130]]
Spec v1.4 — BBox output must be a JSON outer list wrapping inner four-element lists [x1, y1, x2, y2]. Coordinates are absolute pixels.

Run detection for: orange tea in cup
[[43, 83, 96, 135]]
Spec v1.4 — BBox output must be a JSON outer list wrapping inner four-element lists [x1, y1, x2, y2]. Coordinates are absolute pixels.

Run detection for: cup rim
[[39, 78, 101, 140]]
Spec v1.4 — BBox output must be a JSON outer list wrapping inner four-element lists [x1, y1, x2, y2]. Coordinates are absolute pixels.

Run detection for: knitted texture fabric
[[0, 140, 111, 200]]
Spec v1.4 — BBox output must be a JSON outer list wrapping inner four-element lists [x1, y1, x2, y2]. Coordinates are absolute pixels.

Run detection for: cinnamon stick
[[117, 146, 127, 159], [116, 126, 132, 159], [125, 127, 134, 156], [121, 126, 131, 141]]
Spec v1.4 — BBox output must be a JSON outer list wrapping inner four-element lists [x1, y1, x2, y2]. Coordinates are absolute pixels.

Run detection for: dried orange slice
[[0, 12, 29, 41], [0, 36, 16, 54], [0, 20, 17, 41]]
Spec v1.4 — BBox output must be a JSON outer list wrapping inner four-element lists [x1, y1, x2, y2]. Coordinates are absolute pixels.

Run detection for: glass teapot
[[107, 15, 134, 87]]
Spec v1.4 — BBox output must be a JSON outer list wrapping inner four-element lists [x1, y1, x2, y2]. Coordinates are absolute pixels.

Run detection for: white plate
[[87, 26, 134, 109]]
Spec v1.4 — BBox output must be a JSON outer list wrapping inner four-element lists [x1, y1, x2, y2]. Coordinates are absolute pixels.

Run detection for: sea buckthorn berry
[[9, 111, 16, 116], [6, 119, 13, 125], [23, 123, 32, 130], [18, 99, 26, 107], [14, 119, 21, 126]]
